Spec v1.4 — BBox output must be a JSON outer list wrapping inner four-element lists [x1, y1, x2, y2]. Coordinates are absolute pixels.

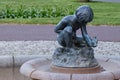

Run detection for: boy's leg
[[63, 26, 73, 48], [57, 26, 73, 48], [57, 31, 66, 47]]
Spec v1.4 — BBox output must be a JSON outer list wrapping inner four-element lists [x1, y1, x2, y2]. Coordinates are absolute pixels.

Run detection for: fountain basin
[[20, 56, 120, 80]]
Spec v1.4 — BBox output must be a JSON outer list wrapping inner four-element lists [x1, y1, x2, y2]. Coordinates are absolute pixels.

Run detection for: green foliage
[[0, 0, 120, 25], [0, 4, 74, 19]]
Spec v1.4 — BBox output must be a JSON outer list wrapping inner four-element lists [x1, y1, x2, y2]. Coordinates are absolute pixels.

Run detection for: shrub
[[0, 5, 75, 19]]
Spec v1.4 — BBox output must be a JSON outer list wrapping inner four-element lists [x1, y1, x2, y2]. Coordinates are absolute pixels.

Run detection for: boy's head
[[75, 5, 94, 23]]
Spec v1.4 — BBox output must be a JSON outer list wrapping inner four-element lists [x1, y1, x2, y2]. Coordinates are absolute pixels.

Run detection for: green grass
[[0, 0, 120, 25]]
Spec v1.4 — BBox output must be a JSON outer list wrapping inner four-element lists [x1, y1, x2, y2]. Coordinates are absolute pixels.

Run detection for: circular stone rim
[[20, 56, 120, 80]]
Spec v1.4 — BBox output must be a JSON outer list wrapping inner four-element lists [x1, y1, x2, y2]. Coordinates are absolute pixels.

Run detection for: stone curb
[[0, 55, 119, 68], [0, 56, 13, 68], [0, 55, 51, 68]]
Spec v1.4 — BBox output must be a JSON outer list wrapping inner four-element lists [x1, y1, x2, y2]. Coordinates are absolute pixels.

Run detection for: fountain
[[20, 5, 120, 80]]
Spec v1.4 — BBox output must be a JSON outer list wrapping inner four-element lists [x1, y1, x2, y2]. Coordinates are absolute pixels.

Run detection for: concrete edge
[[0, 56, 13, 68], [0, 55, 52, 68], [0, 55, 119, 68]]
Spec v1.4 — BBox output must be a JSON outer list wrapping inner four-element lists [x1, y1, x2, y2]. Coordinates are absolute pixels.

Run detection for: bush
[[0, 5, 74, 19]]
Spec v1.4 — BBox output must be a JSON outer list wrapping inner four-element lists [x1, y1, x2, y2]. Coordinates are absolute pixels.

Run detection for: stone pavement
[[0, 24, 120, 42]]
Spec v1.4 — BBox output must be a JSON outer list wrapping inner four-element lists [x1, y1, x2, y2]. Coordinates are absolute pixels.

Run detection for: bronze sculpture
[[54, 5, 97, 48], [53, 5, 99, 68]]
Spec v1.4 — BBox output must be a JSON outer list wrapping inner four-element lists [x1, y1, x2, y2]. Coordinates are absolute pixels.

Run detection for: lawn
[[0, 0, 120, 25]]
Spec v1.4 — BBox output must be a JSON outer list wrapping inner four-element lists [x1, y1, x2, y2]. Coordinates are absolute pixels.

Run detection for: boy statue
[[54, 5, 97, 48], [53, 5, 99, 68]]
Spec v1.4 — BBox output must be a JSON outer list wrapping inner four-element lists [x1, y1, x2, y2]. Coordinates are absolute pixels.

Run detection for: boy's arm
[[81, 23, 98, 47], [81, 23, 92, 47], [54, 20, 67, 34]]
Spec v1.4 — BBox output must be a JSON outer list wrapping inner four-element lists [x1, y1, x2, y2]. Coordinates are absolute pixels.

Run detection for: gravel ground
[[0, 41, 119, 56]]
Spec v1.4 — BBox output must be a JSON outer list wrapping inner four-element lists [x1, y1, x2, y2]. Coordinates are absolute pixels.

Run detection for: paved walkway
[[0, 24, 120, 42]]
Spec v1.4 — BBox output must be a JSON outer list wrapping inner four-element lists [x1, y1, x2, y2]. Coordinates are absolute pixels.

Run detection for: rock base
[[52, 47, 99, 68]]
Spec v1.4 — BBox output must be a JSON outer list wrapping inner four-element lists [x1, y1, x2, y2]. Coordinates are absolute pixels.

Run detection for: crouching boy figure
[[54, 5, 97, 48]]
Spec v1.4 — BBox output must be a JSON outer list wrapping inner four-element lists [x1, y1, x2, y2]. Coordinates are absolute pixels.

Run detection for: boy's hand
[[91, 37, 98, 47]]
